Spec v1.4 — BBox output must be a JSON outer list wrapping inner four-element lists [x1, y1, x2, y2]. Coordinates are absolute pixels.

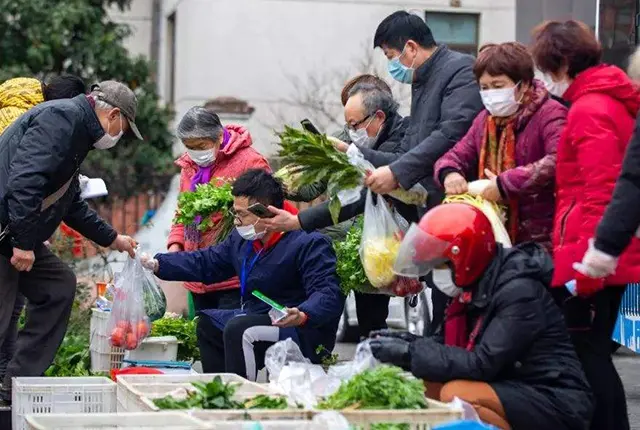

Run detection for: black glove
[[369, 329, 419, 343], [369, 337, 411, 370]]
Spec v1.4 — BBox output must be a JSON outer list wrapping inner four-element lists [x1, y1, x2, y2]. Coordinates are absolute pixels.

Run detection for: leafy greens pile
[[153, 377, 293, 410], [317, 365, 427, 410], [150, 314, 200, 362], [174, 181, 235, 239], [277, 127, 363, 223], [333, 217, 374, 295]]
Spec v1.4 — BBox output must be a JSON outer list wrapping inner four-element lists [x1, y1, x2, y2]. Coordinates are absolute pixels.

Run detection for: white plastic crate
[[24, 412, 209, 429], [201, 420, 321, 429], [12, 377, 116, 430], [123, 336, 179, 363], [116, 373, 271, 412], [90, 308, 125, 372], [336, 400, 464, 429]]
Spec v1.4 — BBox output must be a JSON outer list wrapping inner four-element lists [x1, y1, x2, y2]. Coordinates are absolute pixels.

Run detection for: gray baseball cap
[[90, 81, 143, 140]]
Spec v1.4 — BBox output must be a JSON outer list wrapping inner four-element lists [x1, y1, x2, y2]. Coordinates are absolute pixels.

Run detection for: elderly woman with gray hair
[[167, 106, 270, 313]]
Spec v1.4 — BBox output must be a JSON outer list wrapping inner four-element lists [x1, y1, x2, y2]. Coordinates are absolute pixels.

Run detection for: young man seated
[[141, 169, 345, 380]]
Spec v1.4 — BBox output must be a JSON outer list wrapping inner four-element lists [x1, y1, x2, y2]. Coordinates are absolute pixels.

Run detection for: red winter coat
[[552, 65, 640, 287], [167, 124, 271, 294]]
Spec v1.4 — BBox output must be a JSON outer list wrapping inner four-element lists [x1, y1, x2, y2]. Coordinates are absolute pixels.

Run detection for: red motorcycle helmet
[[393, 203, 496, 287]]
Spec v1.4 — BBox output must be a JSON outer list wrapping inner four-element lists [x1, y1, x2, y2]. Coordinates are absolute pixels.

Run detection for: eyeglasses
[[229, 208, 253, 225], [346, 115, 372, 132]]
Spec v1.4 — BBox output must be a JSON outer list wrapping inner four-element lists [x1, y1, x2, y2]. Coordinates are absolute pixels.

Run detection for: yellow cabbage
[[361, 237, 401, 288]]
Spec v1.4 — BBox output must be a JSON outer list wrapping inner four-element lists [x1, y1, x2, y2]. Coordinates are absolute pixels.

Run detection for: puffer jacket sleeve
[[433, 112, 486, 186], [155, 233, 236, 284], [408, 279, 546, 381], [6, 107, 79, 251], [595, 112, 640, 257], [569, 105, 625, 252], [63, 190, 117, 247], [0, 78, 43, 134], [389, 64, 482, 189], [296, 234, 345, 327], [297, 188, 366, 232], [499, 102, 566, 197]]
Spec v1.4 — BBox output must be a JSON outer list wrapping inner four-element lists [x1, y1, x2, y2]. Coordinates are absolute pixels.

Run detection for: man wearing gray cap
[[0, 80, 140, 405]]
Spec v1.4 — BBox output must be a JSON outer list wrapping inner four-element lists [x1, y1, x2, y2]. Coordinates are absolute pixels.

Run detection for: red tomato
[[110, 327, 125, 347], [125, 332, 138, 350], [117, 321, 132, 332], [136, 321, 150, 338]]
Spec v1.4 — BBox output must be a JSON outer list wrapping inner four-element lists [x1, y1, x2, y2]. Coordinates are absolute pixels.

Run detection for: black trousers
[[552, 287, 629, 430], [0, 294, 24, 381], [354, 292, 390, 338], [0, 244, 76, 400], [197, 314, 275, 380]]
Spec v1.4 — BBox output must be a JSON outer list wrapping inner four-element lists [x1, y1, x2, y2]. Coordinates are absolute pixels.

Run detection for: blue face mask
[[388, 47, 415, 84]]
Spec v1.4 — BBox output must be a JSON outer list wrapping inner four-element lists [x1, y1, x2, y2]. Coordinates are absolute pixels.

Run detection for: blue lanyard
[[240, 243, 262, 310]]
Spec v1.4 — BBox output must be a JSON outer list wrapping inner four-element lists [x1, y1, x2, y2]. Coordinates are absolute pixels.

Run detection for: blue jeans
[[0, 294, 24, 381]]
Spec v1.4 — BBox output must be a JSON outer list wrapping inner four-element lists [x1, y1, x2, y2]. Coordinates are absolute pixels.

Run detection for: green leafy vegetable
[[316, 344, 340, 368], [151, 314, 200, 362], [277, 127, 363, 223], [333, 217, 375, 295], [153, 376, 243, 410], [45, 334, 91, 377], [174, 181, 235, 238], [243, 394, 290, 410], [317, 365, 427, 411]]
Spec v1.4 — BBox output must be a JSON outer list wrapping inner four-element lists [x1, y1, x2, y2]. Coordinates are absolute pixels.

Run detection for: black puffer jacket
[[297, 113, 419, 231], [410, 243, 593, 430], [0, 95, 116, 251]]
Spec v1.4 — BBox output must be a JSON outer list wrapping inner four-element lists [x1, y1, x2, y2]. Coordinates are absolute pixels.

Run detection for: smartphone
[[300, 118, 321, 135], [252, 290, 288, 322], [248, 203, 276, 219]]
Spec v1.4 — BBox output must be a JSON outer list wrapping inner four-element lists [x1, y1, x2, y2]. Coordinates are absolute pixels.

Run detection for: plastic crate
[[116, 373, 271, 412], [90, 308, 125, 372], [124, 336, 179, 363], [24, 412, 209, 429], [336, 399, 464, 429], [12, 377, 116, 430], [199, 420, 320, 429], [191, 409, 313, 422]]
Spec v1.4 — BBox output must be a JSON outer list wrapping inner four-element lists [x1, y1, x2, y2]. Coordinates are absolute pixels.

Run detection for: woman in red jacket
[[531, 20, 640, 430], [168, 106, 270, 313]]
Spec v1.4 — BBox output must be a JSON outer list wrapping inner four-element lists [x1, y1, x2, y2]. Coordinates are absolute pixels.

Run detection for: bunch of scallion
[[277, 127, 364, 223]]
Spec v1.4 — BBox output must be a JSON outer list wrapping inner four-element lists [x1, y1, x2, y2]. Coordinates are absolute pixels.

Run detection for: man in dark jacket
[[365, 11, 483, 209], [141, 170, 344, 380], [369, 203, 593, 430], [0, 80, 140, 404], [575, 112, 640, 280]]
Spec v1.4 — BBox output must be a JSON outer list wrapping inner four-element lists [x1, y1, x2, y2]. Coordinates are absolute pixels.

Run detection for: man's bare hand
[[110, 235, 137, 258], [260, 206, 301, 233], [11, 248, 35, 272]]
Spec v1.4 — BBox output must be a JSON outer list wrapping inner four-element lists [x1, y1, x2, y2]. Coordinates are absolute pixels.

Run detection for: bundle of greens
[[277, 127, 363, 223], [174, 181, 235, 239], [333, 217, 375, 295], [317, 365, 427, 410], [150, 314, 200, 362], [153, 377, 243, 410], [243, 394, 290, 410]]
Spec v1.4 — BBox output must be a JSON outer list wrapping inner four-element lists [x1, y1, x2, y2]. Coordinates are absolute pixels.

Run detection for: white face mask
[[432, 268, 462, 298], [186, 148, 216, 167], [541, 74, 570, 98], [94, 115, 124, 150], [480, 86, 521, 118], [348, 117, 378, 148], [236, 221, 266, 241]]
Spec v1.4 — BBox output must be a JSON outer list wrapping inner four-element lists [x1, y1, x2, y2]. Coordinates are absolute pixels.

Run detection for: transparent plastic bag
[[344, 144, 429, 207], [265, 338, 310, 381], [359, 191, 422, 296], [107, 256, 153, 350]]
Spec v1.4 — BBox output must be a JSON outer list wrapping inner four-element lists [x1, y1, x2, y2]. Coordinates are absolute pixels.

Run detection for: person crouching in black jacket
[[370, 203, 593, 430]]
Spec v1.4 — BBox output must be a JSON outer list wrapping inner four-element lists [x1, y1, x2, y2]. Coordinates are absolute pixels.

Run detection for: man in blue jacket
[[142, 169, 344, 380]]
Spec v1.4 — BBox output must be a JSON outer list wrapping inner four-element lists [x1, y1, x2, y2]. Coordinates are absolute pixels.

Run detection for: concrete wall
[[515, 0, 597, 44], [110, 0, 155, 58], [157, 0, 516, 157]]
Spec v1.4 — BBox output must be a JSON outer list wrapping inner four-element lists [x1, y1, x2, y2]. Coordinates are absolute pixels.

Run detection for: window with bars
[[425, 11, 480, 56]]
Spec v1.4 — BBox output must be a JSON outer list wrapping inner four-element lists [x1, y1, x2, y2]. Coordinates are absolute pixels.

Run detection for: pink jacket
[[168, 124, 270, 294]]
